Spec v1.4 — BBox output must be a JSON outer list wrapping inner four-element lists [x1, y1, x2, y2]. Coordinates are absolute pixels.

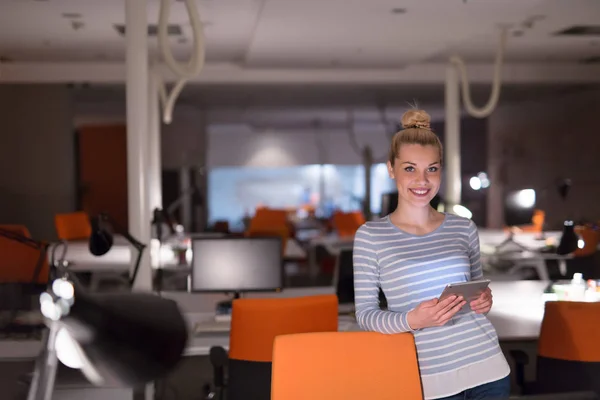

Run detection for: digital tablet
[[439, 280, 491, 313]]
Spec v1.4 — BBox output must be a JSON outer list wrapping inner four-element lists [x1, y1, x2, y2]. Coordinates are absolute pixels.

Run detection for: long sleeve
[[467, 220, 484, 281], [352, 225, 415, 334]]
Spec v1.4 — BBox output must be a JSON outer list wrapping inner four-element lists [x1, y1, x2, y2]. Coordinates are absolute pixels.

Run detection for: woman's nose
[[416, 171, 429, 183]]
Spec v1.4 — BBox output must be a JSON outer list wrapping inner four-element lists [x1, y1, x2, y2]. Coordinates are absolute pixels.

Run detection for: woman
[[353, 109, 510, 400]]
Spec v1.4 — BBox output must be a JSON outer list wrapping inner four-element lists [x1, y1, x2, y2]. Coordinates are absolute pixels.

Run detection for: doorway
[[76, 125, 128, 228]]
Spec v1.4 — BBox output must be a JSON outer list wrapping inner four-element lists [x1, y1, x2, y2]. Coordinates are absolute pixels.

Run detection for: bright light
[[40, 293, 61, 321], [477, 172, 491, 188], [52, 279, 74, 300], [578, 239, 585, 249], [453, 204, 473, 219], [469, 177, 482, 190], [515, 189, 536, 208], [56, 328, 84, 369]]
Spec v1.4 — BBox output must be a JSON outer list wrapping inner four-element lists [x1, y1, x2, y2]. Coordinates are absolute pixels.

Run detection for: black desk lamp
[[88, 213, 146, 287], [27, 269, 188, 400], [557, 220, 581, 256]]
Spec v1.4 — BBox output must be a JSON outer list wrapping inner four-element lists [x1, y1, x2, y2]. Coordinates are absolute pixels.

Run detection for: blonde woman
[[353, 109, 510, 400]]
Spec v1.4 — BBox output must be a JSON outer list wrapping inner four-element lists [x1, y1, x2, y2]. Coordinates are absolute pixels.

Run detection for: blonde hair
[[388, 109, 443, 166]]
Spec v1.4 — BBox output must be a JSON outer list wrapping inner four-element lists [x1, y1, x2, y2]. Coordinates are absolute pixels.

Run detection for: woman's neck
[[390, 203, 436, 228]]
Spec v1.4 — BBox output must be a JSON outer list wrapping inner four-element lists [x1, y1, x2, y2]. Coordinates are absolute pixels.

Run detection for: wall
[[0, 84, 75, 240], [207, 124, 391, 167], [487, 88, 600, 230]]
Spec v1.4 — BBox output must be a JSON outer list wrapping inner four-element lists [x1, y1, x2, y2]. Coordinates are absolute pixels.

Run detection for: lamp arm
[[0, 228, 47, 250], [98, 213, 147, 287], [99, 213, 146, 252]]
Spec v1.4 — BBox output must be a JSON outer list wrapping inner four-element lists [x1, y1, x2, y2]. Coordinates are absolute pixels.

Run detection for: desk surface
[[0, 281, 548, 361]]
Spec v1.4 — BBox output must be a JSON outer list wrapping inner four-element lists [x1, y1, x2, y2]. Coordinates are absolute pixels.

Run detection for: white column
[[444, 64, 462, 208], [125, 0, 152, 291], [147, 69, 162, 212]]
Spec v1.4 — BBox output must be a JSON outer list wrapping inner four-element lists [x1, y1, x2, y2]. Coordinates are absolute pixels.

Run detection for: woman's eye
[[428, 167, 438, 172], [404, 167, 415, 172]]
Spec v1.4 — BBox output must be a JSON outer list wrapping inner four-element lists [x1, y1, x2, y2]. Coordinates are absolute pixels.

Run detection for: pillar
[[148, 69, 163, 213], [125, 0, 152, 291], [444, 65, 462, 208]]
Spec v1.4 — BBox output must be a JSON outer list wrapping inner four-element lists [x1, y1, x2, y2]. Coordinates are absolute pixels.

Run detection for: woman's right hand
[[406, 295, 466, 330]]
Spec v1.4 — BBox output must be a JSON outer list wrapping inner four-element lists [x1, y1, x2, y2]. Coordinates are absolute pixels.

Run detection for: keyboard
[[193, 319, 231, 335]]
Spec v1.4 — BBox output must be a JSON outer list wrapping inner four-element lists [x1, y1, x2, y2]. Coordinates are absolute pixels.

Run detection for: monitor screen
[[504, 189, 536, 227], [190, 237, 283, 293]]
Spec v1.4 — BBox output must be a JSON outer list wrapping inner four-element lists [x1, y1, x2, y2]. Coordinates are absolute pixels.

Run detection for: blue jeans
[[436, 375, 511, 400]]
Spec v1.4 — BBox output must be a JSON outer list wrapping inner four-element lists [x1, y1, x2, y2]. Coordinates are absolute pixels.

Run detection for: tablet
[[439, 280, 491, 313]]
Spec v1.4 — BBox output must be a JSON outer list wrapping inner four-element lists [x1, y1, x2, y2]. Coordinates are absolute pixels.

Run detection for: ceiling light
[[555, 26, 600, 36], [391, 8, 407, 14], [62, 13, 83, 19]]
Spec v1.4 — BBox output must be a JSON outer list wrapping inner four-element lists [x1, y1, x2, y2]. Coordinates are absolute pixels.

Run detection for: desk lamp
[[555, 179, 584, 256], [557, 220, 583, 256], [89, 213, 146, 287], [27, 271, 188, 400]]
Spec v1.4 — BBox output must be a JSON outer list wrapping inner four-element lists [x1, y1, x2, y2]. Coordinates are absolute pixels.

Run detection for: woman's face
[[387, 144, 441, 209]]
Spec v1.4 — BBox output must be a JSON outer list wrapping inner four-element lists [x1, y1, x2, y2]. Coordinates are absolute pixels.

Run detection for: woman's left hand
[[470, 287, 493, 314]]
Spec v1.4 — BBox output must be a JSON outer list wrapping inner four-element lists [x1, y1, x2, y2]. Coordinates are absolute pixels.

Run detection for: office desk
[[0, 281, 548, 362]]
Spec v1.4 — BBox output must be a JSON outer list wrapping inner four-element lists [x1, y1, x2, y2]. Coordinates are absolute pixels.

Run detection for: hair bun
[[401, 109, 431, 129]]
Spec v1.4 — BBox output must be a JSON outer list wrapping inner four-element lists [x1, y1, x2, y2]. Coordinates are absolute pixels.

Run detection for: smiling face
[[387, 144, 442, 209]]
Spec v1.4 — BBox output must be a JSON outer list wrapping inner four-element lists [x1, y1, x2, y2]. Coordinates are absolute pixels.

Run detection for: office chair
[[271, 331, 423, 400], [510, 301, 600, 396], [54, 211, 92, 240], [0, 225, 49, 333], [209, 294, 338, 400]]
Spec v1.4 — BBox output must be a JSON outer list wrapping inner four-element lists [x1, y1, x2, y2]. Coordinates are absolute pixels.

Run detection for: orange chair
[[332, 211, 365, 238], [0, 224, 49, 285], [210, 294, 338, 400], [574, 225, 599, 258], [248, 208, 288, 232], [271, 331, 423, 400], [54, 211, 92, 241], [512, 301, 600, 395]]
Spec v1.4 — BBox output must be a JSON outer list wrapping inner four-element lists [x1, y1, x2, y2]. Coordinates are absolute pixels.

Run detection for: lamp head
[[557, 220, 580, 256], [49, 287, 188, 387], [89, 214, 113, 256], [556, 178, 572, 201]]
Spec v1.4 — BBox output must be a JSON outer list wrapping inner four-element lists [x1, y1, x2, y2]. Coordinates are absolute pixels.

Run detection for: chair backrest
[[54, 211, 92, 241], [226, 294, 338, 400], [332, 211, 365, 238], [0, 225, 49, 284], [574, 225, 599, 258], [536, 301, 600, 394], [271, 331, 422, 400], [248, 208, 288, 232]]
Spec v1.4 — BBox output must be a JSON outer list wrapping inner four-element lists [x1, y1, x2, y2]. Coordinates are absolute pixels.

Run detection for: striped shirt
[[353, 213, 510, 399]]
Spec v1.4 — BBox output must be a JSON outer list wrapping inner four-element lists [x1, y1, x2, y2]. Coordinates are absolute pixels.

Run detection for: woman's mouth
[[409, 188, 430, 197]]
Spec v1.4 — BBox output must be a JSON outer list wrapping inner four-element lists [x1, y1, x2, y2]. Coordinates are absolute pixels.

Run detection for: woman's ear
[[386, 161, 395, 179]]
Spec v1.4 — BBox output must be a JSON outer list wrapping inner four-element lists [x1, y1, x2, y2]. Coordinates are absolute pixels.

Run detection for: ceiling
[[72, 82, 598, 109], [0, 0, 599, 67]]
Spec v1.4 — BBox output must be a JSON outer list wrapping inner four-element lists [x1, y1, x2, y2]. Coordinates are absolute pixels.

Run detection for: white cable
[[157, 0, 206, 124], [449, 26, 509, 118]]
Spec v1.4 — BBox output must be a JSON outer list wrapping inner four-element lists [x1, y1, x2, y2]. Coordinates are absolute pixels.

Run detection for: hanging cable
[[449, 26, 509, 118], [157, 0, 206, 124]]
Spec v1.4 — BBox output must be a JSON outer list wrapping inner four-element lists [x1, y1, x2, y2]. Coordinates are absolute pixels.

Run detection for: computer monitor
[[504, 189, 536, 227], [190, 237, 283, 311]]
